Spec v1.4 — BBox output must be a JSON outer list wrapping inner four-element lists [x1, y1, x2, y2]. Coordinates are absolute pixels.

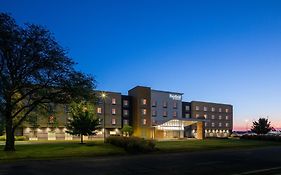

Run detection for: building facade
[[19, 86, 233, 140]]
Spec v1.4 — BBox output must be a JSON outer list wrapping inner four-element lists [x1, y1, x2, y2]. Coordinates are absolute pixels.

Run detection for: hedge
[[241, 135, 281, 142], [105, 136, 156, 153]]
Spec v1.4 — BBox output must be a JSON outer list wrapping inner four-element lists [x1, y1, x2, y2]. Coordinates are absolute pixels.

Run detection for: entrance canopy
[[153, 118, 208, 131]]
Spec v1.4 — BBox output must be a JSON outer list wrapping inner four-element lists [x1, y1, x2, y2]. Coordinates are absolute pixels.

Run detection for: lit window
[[142, 109, 147, 115], [123, 119, 128, 125], [211, 115, 215, 119], [97, 107, 102, 114], [196, 106, 200, 111], [219, 123, 222, 127], [219, 115, 222, 120], [226, 116, 229, 120], [173, 101, 177, 108], [211, 107, 215, 112], [123, 100, 129, 106], [152, 101, 157, 107], [141, 99, 147, 105], [123, 110, 128, 116], [112, 98, 116, 105], [152, 110, 157, 116], [226, 108, 229, 113], [163, 111, 167, 117], [163, 101, 167, 108], [173, 111, 177, 118], [226, 123, 229, 127], [143, 119, 147, 125], [204, 107, 207, 111], [185, 106, 190, 111], [196, 114, 200, 118], [219, 108, 222, 112], [204, 114, 207, 118], [111, 118, 116, 125], [211, 123, 215, 127], [112, 108, 116, 115], [185, 113, 190, 118]]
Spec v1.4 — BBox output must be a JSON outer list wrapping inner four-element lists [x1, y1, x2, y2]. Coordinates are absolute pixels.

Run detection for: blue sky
[[1, 0, 281, 129]]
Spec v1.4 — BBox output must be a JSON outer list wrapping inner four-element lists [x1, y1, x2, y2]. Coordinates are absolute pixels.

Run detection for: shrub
[[106, 136, 156, 153], [0, 135, 28, 141], [0, 135, 5, 141], [240, 135, 281, 142]]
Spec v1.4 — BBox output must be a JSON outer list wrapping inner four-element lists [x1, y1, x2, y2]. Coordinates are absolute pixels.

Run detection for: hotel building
[[18, 86, 233, 140]]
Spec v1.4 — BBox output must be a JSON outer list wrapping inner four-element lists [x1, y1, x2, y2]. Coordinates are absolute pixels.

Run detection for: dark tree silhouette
[[66, 102, 100, 144], [251, 118, 273, 135], [0, 13, 95, 151]]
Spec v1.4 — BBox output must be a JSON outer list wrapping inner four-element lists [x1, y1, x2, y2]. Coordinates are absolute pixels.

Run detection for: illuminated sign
[[169, 94, 182, 101]]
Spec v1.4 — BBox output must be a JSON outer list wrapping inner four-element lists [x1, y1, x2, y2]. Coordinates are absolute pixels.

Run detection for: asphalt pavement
[[1, 146, 281, 175]]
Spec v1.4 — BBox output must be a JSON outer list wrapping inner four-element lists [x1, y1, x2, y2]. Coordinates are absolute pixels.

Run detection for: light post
[[245, 119, 249, 132], [101, 92, 107, 143]]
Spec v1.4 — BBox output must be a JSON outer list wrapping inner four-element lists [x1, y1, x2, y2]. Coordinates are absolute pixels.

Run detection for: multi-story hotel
[[18, 86, 233, 140]]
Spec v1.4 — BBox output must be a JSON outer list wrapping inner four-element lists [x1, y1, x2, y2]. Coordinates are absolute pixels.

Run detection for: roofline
[[191, 100, 232, 106], [151, 89, 184, 95]]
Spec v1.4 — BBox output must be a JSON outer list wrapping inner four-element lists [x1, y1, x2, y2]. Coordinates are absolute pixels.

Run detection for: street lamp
[[245, 119, 249, 132], [101, 92, 107, 143]]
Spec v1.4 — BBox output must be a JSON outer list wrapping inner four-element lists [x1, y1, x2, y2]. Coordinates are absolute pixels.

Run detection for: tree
[[0, 13, 95, 151], [121, 125, 133, 137], [0, 119, 4, 136], [66, 102, 100, 144], [251, 118, 273, 135]]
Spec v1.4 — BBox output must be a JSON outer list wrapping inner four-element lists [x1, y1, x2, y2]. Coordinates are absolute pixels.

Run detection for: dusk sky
[[1, 0, 281, 130]]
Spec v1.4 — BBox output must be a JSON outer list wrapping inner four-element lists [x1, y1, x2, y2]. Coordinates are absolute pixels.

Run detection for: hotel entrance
[[153, 118, 207, 140]]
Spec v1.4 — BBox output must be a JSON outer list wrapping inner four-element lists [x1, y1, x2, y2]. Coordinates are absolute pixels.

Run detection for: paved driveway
[[1, 146, 281, 175]]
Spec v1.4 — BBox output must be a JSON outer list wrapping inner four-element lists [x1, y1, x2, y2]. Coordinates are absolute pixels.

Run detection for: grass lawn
[[0, 138, 280, 161], [156, 138, 281, 153], [0, 141, 126, 162]]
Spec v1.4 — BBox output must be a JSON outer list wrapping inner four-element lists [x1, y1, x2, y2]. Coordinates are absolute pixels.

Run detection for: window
[[173, 101, 177, 108], [111, 108, 116, 115], [111, 118, 116, 125], [163, 111, 167, 117], [141, 109, 147, 115], [226, 108, 229, 113], [141, 99, 147, 105], [163, 101, 167, 108], [211, 107, 215, 112], [143, 119, 147, 125], [211, 123, 215, 127], [196, 114, 200, 118], [123, 110, 128, 116], [185, 113, 190, 118], [123, 100, 129, 106], [152, 100, 157, 107], [204, 114, 207, 119], [173, 111, 177, 118], [185, 106, 190, 111], [196, 106, 200, 111], [219, 115, 222, 120], [123, 119, 128, 125], [97, 107, 102, 114], [112, 98, 116, 105], [211, 115, 215, 119], [204, 106, 207, 111], [226, 116, 229, 120], [219, 123, 222, 127], [226, 123, 229, 127], [205, 122, 208, 127], [152, 110, 157, 116], [219, 108, 222, 112]]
